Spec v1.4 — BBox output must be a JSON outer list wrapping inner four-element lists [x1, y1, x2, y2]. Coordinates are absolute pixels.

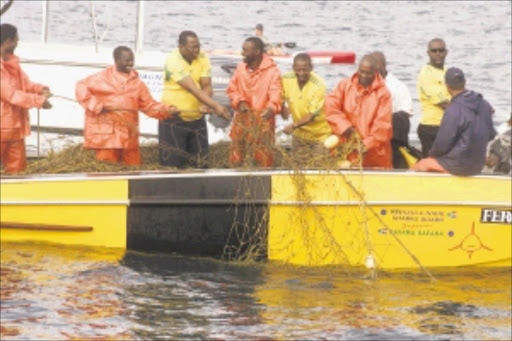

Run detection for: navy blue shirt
[[429, 90, 496, 176]]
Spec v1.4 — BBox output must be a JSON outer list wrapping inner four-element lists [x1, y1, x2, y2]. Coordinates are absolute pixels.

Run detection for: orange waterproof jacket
[[325, 72, 393, 168], [226, 54, 282, 114], [0, 55, 46, 142], [76, 66, 169, 150]]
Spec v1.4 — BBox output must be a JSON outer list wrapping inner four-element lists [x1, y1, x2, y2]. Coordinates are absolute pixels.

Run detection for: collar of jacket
[[0, 54, 20, 73], [243, 53, 276, 73], [350, 71, 385, 95], [106, 64, 139, 79]]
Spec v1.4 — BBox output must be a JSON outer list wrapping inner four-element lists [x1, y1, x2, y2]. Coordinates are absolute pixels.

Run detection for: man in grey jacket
[[412, 67, 496, 176]]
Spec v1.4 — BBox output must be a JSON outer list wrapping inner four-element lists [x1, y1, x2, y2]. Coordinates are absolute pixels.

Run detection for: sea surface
[[1, 1, 512, 340], [1, 242, 511, 340], [2, 0, 511, 128]]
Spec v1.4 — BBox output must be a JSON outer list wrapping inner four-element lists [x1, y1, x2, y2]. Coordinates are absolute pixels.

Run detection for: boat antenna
[[0, 0, 14, 16]]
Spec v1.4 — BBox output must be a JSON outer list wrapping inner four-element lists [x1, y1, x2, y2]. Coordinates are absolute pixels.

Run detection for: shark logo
[[448, 222, 492, 259]]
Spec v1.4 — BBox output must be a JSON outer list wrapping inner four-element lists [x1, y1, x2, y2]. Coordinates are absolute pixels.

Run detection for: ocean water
[[2, 0, 511, 129], [1, 1, 511, 339], [1, 242, 511, 340]]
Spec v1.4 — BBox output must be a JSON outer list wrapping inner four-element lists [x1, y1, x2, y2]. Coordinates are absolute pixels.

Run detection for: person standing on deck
[[0, 23, 52, 174], [371, 51, 414, 169], [417, 38, 451, 157], [281, 53, 331, 161], [76, 46, 177, 165], [159, 31, 230, 169], [227, 37, 282, 167], [325, 54, 393, 169], [412, 67, 496, 175]]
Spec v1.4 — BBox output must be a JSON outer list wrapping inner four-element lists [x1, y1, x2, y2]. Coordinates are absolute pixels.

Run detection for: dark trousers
[[158, 116, 208, 168], [417, 123, 440, 158], [391, 111, 410, 169]]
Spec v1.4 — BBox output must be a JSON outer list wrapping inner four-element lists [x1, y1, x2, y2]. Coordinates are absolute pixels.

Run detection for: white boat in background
[[5, 0, 355, 157]]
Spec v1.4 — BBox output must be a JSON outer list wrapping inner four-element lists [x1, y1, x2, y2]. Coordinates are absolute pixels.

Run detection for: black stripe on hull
[[127, 175, 271, 258]]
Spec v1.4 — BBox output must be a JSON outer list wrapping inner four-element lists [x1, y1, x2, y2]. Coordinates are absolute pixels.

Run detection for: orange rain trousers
[[95, 147, 140, 165], [76, 65, 169, 165], [0, 55, 46, 173], [0, 140, 27, 174], [226, 54, 282, 167], [325, 72, 393, 169]]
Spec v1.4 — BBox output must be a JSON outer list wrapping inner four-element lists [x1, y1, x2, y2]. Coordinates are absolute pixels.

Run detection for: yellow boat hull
[[1, 171, 510, 270], [269, 172, 512, 269], [1, 178, 128, 249]]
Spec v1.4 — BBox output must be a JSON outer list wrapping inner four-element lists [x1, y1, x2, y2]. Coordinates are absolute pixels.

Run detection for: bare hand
[[199, 105, 210, 114], [238, 101, 249, 113], [214, 104, 231, 120], [486, 153, 498, 168], [281, 106, 291, 120], [283, 124, 294, 135], [166, 105, 178, 118], [343, 127, 356, 138], [42, 99, 52, 109], [261, 107, 274, 119], [41, 86, 52, 98]]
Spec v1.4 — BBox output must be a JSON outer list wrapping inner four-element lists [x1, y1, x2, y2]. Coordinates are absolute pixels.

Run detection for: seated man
[[281, 53, 331, 163], [325, 54, 393, 169], [484, 113, 511, 175], [76, 46, 176, 165], [412, 67, 496, 176]]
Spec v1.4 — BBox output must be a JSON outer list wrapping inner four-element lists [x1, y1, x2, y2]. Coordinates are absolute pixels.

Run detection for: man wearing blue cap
[[412, 67, 496, 176]]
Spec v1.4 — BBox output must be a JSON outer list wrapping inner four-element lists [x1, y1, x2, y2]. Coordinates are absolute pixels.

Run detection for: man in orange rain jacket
[[226, 37, 282, 167], [325, 54, 393, 169], [1, 23, 52, 174], [76, 46, 176, 165]]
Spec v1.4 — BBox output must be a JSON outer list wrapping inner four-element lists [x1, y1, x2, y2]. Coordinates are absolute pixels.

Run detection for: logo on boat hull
[[448, 222, 492, 259], [480, 209, 512, 224]]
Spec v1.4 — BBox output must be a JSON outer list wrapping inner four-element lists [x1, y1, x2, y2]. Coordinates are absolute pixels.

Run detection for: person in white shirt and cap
[[371, 51, 414, 168]]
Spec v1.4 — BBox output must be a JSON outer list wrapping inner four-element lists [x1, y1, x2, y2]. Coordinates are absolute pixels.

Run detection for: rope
[[338, 154, 436, 282]]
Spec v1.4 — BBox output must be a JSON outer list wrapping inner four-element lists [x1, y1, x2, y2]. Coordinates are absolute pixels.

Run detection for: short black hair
[[179, 31, 198, 46], [113, 46, 133, 61], [0, 23, 17, 45], [293, 53, 312, 66], [245, 37, 264, 53]]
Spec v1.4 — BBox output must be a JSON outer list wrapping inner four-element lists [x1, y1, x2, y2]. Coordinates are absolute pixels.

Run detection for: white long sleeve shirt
[[385, 72, 413, 116]]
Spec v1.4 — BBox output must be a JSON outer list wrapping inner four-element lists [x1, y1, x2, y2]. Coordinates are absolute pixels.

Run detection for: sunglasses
[[429, 48, 446, 53]]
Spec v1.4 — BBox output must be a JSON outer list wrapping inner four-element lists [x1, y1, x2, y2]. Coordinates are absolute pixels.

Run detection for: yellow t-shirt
[[416, 64, 451, 126], [161, 48, 212, 121], [281, 71, 331, 142]]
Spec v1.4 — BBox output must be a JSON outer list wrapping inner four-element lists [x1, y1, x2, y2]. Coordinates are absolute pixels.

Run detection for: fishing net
[[1, 109, 432, 280]]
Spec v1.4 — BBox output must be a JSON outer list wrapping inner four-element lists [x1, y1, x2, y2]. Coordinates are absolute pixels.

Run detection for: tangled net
[[1, 114, 433, 280]]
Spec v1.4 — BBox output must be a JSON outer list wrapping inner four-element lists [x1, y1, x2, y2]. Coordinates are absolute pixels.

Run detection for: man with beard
[[416, 38, 451, 157], [159, 31, 230, 168], [226, 37, 282, 167], [325, 54, 393, 169], [1, 23, 52, 174]]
